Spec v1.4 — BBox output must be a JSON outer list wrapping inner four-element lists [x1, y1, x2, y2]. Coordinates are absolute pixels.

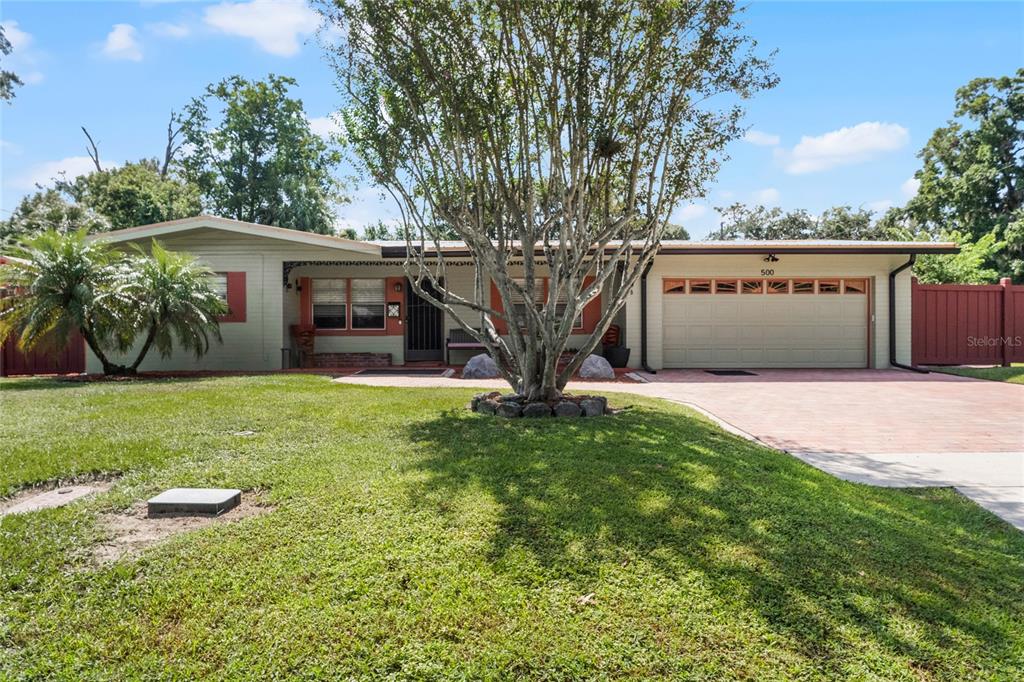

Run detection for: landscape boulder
[[554, 401, 582, 417], [522, 402, 553, 418], [463, 353, 500, 379], [580, 398, 606, 417], [579, 354, 615, 380], [496, 402, 523, 418]]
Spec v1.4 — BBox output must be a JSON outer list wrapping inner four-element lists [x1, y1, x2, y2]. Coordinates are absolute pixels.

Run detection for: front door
[[405, 278, 444, 362]]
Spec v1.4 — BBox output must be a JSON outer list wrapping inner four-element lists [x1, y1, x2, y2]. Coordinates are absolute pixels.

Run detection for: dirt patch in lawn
[[0, 479, 115, 518], [90, 497, 274, 565]]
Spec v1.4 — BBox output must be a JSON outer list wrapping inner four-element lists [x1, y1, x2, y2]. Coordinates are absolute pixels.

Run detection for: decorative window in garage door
[[664, 278, 870, 296]]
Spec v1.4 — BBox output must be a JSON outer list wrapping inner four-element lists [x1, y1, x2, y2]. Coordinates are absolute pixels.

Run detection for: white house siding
[[629, 253, 916, 370], [87, 229, 385, 372], [84, 226, 919, 372]]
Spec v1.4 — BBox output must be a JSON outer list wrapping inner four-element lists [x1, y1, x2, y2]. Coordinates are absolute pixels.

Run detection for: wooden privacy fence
[[0, 332, 86, 376], [912, 277, 1024, 366]]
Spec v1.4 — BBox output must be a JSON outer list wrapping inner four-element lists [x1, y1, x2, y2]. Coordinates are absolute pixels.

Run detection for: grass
[[1, 375, 1022, 680], [933, 363, 1024, 384]]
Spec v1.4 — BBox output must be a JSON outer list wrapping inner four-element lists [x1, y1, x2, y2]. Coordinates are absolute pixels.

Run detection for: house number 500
[[760, 268, 775, 276]]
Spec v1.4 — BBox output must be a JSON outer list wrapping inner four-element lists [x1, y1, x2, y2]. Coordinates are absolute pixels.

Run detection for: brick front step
[[309, 352, 391, 368]]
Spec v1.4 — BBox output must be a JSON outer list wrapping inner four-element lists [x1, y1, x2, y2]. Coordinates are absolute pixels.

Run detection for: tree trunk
[[80, 327, 129, 376], [128, 324, 159, 373]]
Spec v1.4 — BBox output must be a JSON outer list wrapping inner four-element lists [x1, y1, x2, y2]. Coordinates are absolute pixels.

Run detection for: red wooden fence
[[912, 277, 1024, 366], [1, 332, 86, 376]]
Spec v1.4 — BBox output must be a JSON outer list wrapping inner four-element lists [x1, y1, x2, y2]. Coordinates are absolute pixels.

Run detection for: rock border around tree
[[470, 392, 610, 419]]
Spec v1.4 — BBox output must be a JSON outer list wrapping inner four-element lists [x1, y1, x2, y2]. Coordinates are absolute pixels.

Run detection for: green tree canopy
[[707, 203, 888, 240], [0, 189, 110, 245], [58, 159, 202, 231], [179, 74, 345, 234], [325, 0, 775, 400], [1, 25, 22, 103], [888, 70, 1023, 281]]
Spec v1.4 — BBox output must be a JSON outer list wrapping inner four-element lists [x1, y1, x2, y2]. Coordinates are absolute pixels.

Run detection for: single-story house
[[84, 215, 957, 374]]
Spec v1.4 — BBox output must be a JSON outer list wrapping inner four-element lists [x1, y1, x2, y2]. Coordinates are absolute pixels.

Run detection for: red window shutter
[[219, 272, 247, 323], [581, 275, 601, 333], [490, 281, 508, 335]]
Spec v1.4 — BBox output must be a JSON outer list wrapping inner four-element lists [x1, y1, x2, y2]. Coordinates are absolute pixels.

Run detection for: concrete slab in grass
[[147, 488, 241, 517]]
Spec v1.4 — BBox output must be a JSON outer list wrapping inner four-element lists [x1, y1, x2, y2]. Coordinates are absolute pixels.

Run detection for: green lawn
[[934, 364, 1024, 384], [1, 375, 1022, 680]]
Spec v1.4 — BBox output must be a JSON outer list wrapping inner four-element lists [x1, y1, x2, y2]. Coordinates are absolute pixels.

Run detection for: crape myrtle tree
[[322, 0, 776, 401]]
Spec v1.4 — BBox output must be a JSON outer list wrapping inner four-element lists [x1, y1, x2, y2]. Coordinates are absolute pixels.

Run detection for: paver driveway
[[336, 368, 1024, 529]]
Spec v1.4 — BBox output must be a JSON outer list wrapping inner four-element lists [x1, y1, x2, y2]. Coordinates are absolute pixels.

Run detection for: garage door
[[662, 277, 869, 368]]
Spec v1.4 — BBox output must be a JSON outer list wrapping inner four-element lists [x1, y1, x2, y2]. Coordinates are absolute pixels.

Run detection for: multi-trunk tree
[[322, 0, 775, 401]]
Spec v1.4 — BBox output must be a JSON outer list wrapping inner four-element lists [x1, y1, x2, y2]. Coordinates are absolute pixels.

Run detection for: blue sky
[[1, 1, 1021, 238]]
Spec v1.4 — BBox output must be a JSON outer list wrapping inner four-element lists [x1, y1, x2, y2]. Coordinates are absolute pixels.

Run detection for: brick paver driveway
[[627, 369, 1024, 529], [337, 368, 1024, 529]]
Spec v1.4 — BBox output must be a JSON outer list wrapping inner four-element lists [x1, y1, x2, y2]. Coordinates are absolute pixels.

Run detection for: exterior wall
[[87, 229, 381, 372], [634, 253, 915, 370], [84, 225, 920, 372]]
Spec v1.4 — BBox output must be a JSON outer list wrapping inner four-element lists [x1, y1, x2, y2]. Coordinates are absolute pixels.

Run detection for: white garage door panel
[[662, 291, 867, 368]]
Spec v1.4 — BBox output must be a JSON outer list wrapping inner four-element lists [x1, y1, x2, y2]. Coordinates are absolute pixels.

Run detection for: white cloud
[[15, 156, 114, 189], [743, 130, 780, 147], [147, 22, 190, 39], [308, 115, 342, 139], [866, 199, 893, 213], [102, 24, 143, 61], [781, 122, 909, 174], [752, 187, 781, 205], [204, 0, 319, 57], [2, 20, 32, 51], [671, 203, 708, 223], [1, 20, 45, 85], [901, 176, 921, 198]]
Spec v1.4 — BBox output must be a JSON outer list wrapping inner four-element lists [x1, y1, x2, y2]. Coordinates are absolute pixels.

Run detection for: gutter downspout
[[640, 260, 656, 374], [888, 254, 928, 373]]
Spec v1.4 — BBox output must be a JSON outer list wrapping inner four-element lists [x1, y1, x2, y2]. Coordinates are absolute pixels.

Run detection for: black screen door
[[405, 278, 444, 362]]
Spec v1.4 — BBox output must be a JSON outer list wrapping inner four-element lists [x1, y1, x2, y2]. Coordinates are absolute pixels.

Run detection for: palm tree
[[0, 229, 133, 374], [124, 240, 226, 372]]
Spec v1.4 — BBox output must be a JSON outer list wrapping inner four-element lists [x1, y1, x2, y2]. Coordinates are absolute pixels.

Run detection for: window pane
[[689, 279, 711, 294], [209, 273, 228, 303], [351, 279, 385, 329], [843, 278, 867, 294], [766, 279, 789, 294], [313, 279, 347, 328], [792, 280, 815, 294], [714, 279, 738, 294], [818, 279, 840, 294]]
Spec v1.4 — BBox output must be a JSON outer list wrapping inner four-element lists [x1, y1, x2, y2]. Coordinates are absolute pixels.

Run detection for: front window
[[351, 278, 386, 329], [209, 273, 229, 304], [312, 279, 347, 329]]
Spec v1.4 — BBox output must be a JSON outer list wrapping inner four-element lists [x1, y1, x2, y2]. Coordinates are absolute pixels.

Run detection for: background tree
[[59, 160, 202, 230], [707, 203, 887, 240], [179, 74, 345, 234], [1, 25, 22, 102], [0, 190, 110, 245], [885, 70, 1023, 281], [326, 0, 776, 401]]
